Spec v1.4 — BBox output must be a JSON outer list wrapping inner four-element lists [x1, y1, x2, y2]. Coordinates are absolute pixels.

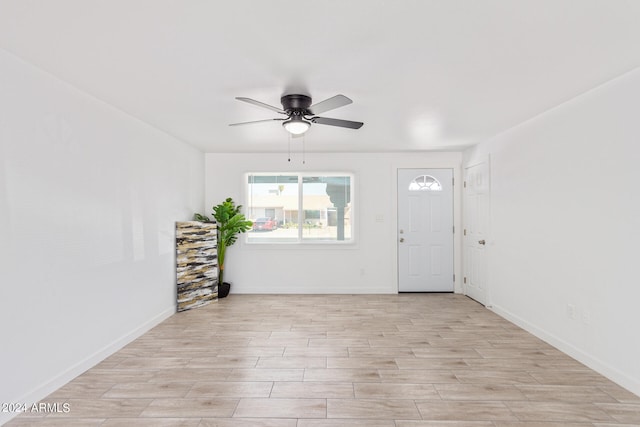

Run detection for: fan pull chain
[[287, 133, 291, 162], [302, 134, 306, 165]]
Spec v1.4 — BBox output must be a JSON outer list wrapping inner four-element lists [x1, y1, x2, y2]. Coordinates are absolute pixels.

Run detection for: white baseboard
[[0, 305, 176, 426], [230, 286, 395, 294], [491, 304, 640, 397]]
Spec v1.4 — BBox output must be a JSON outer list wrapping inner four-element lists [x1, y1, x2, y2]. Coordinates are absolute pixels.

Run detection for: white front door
[[463, 160, 490, 305], [398, 168, 454, 292]]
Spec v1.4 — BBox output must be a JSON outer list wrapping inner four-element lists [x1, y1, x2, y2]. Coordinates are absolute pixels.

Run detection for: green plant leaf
[[211, 197, 252, 285], [193, 213, 210, 222]]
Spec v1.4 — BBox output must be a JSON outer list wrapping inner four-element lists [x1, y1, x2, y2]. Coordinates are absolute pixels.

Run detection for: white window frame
[[245, 172, 355, 245]]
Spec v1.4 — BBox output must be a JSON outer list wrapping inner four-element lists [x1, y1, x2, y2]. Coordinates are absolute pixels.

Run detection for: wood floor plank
[[199, 419, 297, 427], [326, 398, 421, 419], [505, 400, 616, 423], [415, 400, 518, 421], [298, 420, 395, 427], [233, 398, 326, 418], [140, 398, 238, 418], [186, 381, 273, 398], [353, 382, 440, 400], [270, 381, 354, 399]]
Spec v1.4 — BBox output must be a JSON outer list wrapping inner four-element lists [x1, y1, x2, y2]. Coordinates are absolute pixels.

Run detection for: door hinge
[[453, 225, 455, 233], [452, 177, 455, 186], [453, 274, 456, 282], [464, 229, 467, 236], [463, 277, 467, 284], [464, 181, 467, 188]]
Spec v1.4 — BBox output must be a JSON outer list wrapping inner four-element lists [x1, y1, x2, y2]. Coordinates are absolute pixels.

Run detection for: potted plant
[[212, 198, 252, 297]]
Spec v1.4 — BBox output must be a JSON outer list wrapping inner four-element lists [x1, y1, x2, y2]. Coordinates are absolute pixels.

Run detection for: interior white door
[[398, 168, 454, 292], [463, 161, 490, 305]]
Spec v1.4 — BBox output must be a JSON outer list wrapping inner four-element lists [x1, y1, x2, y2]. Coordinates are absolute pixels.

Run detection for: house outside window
[[246, 173, 354, 243]]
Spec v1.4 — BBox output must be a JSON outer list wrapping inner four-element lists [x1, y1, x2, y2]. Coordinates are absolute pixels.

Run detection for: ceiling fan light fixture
[[283, 116, 311, 135]]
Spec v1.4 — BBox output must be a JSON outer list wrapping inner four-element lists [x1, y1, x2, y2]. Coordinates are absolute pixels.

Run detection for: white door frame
[[390, 161, 463, 294]]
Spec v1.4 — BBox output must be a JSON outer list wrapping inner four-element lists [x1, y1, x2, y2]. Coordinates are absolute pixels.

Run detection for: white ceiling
[[2, 0, 640, 153]]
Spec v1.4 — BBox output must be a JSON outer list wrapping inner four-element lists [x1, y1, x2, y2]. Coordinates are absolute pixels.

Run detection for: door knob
[[478, 239, 486, 245], [399, 238, 405, 243]]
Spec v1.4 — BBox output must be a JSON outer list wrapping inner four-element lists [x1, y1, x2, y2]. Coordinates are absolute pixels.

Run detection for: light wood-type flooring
[[8, 294, 640, 426]]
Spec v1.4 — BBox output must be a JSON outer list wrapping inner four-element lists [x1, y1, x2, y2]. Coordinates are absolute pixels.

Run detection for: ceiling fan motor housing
[[281, 94, 312, 114]]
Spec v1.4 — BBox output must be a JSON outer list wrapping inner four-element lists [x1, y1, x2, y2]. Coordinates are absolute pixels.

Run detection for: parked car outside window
[[252, 217, 278, 231]]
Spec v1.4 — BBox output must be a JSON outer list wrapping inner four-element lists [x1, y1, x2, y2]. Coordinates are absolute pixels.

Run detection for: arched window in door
[[409, 174, 442, 191]]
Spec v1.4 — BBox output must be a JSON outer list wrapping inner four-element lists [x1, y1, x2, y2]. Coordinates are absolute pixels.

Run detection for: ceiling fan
[[229, 94, 364, 135]]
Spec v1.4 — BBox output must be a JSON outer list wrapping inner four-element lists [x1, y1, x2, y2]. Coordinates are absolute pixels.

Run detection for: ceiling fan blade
[[311, 116, 363, 129], [308, 94, 352, 115], [236, 97, 286, 114], [229, 118, 285, 126]]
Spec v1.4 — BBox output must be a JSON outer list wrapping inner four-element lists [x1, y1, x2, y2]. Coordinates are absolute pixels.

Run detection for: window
[[246, 173, 353, 243], [409, 174, 442, 191]]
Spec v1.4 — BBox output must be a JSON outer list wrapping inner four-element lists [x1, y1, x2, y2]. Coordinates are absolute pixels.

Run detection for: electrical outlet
[[582, 308, 591, 325], [566, 304, 576, 320]]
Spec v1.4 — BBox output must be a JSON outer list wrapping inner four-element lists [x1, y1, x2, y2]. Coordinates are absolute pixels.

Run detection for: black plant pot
[[218, 282, 231, 298]]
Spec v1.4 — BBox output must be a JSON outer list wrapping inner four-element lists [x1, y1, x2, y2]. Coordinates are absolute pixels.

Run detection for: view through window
[[409, 174, 442, 191], [246, 173, 353, 243]]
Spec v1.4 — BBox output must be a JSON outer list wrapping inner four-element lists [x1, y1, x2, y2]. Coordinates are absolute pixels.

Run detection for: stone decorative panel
[[176, 221, 218, 312]]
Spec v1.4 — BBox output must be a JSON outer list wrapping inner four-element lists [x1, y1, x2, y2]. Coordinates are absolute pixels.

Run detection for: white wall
[[0, 49, 204, 423], [205, 151, 462, 294], [464, 67, 640, 395]]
